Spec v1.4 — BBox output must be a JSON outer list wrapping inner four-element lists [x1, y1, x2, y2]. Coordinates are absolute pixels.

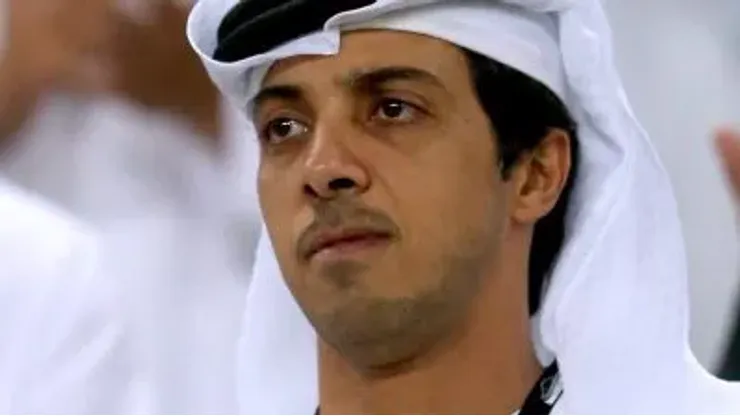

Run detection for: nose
[[302, 122, 370, 200]]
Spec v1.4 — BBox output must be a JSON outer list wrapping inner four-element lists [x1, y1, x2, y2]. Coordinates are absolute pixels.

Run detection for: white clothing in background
[[1, 93, 261, 413], [0, 178, 135, 414]]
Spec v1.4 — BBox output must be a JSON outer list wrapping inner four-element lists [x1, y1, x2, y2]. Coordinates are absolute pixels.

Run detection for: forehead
[[263, 30, 470, 87]]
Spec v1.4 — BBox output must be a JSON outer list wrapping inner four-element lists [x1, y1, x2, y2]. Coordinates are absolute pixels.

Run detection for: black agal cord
[[213, 0, 374, 62]]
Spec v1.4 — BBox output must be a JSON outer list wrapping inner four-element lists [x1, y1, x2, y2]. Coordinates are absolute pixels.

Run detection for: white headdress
[[187, 0, 739, 413]]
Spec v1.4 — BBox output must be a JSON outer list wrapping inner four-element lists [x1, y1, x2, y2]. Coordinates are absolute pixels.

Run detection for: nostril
[[328, 177, 356, 191], [304, 183, 319, 198], [304, 176, 359, 199]]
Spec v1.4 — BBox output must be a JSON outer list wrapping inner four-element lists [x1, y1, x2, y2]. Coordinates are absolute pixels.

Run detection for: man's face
[[255, 31, 514, 368]]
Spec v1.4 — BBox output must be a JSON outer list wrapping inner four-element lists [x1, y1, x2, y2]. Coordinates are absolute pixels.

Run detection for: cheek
[[257, 166, 280, 229], [370, 134, 503, 290], [380, 131, 499, 237], [257, 165, 300, 276]]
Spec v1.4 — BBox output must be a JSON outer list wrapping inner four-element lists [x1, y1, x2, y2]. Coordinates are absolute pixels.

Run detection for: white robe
[[0, 179, 134, 414], [0, 94, 261, 413]]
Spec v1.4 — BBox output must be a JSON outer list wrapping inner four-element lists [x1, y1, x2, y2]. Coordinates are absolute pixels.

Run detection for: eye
[[372, 98, 420, 123], [261, 118, 309, 144]]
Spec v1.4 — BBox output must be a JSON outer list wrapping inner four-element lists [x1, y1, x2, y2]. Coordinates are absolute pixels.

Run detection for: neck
[[319, 262, 540, 415]]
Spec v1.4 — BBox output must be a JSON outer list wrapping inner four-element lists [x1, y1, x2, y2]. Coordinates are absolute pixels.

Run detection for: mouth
[[304, 228, 393, 262]]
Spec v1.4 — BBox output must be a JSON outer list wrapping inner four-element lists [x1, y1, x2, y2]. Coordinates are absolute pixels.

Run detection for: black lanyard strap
[[316, 360, 563, 415], [520, 360, 563, 415]]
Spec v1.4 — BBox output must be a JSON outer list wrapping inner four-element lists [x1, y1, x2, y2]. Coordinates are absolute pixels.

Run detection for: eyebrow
[[252, 66, 445, 114], [342, 66, 445, 91]]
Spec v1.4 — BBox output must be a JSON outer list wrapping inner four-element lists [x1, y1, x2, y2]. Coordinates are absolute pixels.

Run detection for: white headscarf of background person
[[187, 0, 740, 413], [0, 0, 261, 412]]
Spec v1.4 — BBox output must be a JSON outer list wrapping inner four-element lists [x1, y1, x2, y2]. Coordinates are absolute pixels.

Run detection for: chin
[[319, 260, 368, 288], [309, 293, 446, 373]]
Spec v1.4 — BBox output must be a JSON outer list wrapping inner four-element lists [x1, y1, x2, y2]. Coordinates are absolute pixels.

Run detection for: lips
[[303, 227, 393, 260]]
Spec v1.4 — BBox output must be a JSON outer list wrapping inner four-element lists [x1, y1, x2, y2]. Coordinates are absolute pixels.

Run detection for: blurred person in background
[[0, 1, 132, 413], [0, 0, 260, 413]]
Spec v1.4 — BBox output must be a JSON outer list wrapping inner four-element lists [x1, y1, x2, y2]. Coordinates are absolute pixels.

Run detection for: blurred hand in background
[[716, 129, 740, 199], [108, 0, 221, 140], [0, 0, 220, 143], [0, 0, 117, 137]]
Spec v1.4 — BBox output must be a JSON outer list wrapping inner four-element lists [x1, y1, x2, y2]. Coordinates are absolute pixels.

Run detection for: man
[[0, 0, 260, 412], [189, 0, 740, 413]]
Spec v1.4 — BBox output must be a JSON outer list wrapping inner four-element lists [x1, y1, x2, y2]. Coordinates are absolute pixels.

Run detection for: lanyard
[[315, 361, 563, 415], [520, 360, 563, 415]]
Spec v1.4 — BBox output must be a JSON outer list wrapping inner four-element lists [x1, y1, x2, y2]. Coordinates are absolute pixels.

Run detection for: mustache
[[296, 200, 400, 259]]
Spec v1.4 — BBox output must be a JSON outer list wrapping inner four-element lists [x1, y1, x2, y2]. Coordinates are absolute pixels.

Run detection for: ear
[[509, 129, 571, 224]]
